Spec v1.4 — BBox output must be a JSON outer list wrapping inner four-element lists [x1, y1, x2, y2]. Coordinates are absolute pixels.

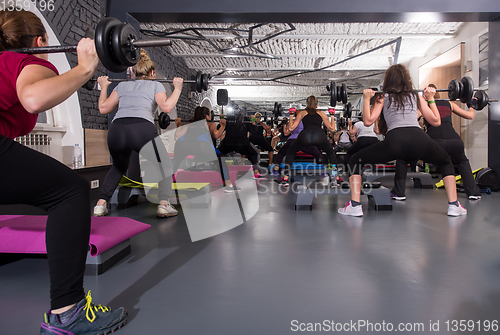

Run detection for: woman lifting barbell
[[173, 106, 241, 192], [95, 49, 183, 218], [279, 95, 337, 186], [339, 64, 467, 217], [391, 83, 481, 200], [0, 9, 127, 334]]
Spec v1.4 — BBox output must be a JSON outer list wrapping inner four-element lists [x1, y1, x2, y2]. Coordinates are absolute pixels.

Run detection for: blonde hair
[[132, 49, 155, 79]]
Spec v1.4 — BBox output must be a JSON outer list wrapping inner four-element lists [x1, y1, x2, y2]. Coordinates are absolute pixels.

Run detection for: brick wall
[[38, 0, 209, 129]]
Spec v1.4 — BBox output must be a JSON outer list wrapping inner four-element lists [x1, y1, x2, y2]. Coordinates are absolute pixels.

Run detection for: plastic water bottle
[[72, 144, 82, 169], [330, 165, 338, 187], [425, 164, 430, 174]]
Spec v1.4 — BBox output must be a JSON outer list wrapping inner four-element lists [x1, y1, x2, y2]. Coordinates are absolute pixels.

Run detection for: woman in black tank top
[[280, 95, 336, 185], [425, 84, 480, 198]]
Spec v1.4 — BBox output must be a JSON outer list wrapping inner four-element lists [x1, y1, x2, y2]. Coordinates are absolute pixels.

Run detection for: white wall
[[25, 4, 85, 166], [408, 22, 489, 170]]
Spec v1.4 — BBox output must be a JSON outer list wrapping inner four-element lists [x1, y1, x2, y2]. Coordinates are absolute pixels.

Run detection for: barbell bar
[[158, 112, 271, 129], [6, 17, 172, 73]]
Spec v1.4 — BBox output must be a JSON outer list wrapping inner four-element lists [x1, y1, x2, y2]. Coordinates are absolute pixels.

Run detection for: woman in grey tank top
[[94, 49, 184, 218], [339, 64, 466, 217]]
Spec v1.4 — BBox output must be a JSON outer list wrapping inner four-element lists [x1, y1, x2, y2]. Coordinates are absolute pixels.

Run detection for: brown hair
[[191, 106, 211, 122], [132, 49, 155, 79], [382, 64, 420, 113], [427, 83, 440, 99], [305, 95, 318, 114], [0, 10, 47, 51]]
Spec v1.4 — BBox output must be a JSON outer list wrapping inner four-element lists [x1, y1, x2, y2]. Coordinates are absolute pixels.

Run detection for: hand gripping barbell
[[85, 71, 215, 93], [6, 17, 172, 73]]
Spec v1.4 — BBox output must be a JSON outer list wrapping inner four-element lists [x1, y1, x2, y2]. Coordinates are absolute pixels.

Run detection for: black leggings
[[344, 137, 379, 166], [348, 127, 454, 177], [218, 139, 260, 170], [284, 129, 336, 175], [249, 134, 274, 152], [0, 136, 90, 310], [274, 138, 323, 165], [392, 137, 480, 197], [100, 118, 172, 202]]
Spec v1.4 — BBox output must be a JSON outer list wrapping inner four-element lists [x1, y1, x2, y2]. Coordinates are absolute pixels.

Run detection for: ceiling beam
[[172, 52, 425, 58]]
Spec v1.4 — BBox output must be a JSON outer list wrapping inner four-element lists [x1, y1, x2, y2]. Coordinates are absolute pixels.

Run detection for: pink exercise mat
[[0, 215, 150, 257]]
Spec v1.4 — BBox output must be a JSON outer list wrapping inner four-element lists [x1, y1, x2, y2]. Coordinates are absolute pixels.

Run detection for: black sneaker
[[278, 177, 289, 186], [40, 291, 127, 335]]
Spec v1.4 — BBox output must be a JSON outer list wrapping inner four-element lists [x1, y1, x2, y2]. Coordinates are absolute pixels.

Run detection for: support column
[[488, 19, 500, 176]]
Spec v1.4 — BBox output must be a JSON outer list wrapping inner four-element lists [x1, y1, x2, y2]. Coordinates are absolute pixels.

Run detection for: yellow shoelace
[[83, 291, 110, 323]]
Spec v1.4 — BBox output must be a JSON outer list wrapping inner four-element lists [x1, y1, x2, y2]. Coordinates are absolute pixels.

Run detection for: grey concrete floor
[[1, 177, 500, 335]]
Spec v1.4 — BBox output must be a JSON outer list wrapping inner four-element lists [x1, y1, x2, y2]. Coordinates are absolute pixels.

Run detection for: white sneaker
[[338, 201, 363, 217], [468, 195, 481, 200], [224, 184, 241, 193], [390, 192, 406, 201], [157, 203, 178, 218], [93, 205, 108, 217], [447, 201, 467, 216]]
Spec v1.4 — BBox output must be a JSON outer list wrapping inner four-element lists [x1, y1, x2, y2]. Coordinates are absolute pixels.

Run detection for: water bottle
[[72, 144, 82, 169], [425, 164, 430, 174], [330, 164, 338, 187]]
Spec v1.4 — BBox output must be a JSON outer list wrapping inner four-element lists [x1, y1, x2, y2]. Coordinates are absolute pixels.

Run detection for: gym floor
[[1, 175, 500, 335]]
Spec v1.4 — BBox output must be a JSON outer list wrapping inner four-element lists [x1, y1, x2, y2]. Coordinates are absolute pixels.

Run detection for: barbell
[[6, 17, 172, 73], [85, 71, 217, 93], [328, 77, 498, 108], [339, 90, 494, 118], [158, 112, 269, 129]]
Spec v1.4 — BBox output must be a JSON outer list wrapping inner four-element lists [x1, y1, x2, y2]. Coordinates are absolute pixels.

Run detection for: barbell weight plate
[[475, 90, 488, 111], [460, 76, 474, 104], [95, 17, 128, 73], [195, 71, 203, 93], [273, 102, 279, 118], [278, 103, 283, 116], [343, 102, 352, 119], [330, 80, 337, 107], [202, 73, 209, 91], [341, 83, 348, 104], [447, 79, 460, 101], [111, 22, 139, 68], [158, 112, 171, 129], [339, 117, 346, 129]]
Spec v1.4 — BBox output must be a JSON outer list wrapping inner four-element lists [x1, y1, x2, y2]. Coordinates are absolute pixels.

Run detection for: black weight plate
[[278, 103, 283, 117], [460, 76, 474, 104], [111, 23, 139, 68], [341, 83, 348, 104], [158, 112, 171, 129], [344, 102, 352, 119], [95, 17, 128, 73], [195, 72, 202, 93], [474, 90, 488, 110], [202, 73, 209, 91], [82, 79, 96, 90], [339, 117, 346, 129], [330, 80, 337, 107], [447, 79, 460, 101], [273, 102, 279, 118]]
